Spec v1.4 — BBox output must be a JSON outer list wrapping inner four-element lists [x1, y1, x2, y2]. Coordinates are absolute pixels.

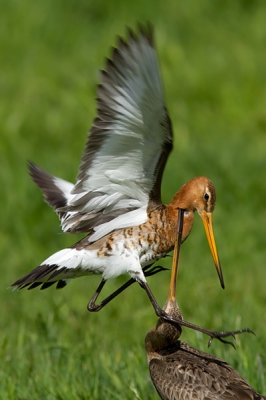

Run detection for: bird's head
[[172, 176, 224, 288]]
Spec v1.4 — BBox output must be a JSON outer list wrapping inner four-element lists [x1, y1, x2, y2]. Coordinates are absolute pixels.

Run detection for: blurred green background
[[1, 0, 266, 398]]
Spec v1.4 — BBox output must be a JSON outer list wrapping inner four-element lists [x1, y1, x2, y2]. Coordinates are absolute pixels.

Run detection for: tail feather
[[56, 280, 69, 289], [10, 247, 89, 291], [28, 282, 43, 290], [47, 268, 68, 281], [11, 264, 60, 289], [26, 280, 68, 290], [11, 263, 71, 291], [40, 281, 57, 290]]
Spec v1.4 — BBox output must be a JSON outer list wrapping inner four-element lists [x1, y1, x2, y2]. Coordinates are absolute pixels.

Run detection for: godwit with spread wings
[[12, 26, 226, 328]]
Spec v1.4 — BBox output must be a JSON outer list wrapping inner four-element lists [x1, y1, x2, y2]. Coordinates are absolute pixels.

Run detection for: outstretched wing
[[62, 26, 173, 241], [33, 26, 173, 242]]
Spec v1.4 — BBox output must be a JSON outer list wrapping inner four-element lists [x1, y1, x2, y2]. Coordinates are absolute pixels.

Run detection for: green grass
[[1, 0, 266, 398]]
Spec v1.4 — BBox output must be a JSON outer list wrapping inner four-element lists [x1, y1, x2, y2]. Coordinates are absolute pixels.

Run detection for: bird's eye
[[204, 193, 209, 201]]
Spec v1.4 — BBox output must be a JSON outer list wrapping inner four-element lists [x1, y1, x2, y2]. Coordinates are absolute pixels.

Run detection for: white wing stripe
[[89, 206, 147, 242]]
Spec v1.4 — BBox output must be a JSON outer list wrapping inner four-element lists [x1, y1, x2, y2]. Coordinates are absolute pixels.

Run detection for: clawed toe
[[207, 327, 254, 348], [208, 336, 236, 349]]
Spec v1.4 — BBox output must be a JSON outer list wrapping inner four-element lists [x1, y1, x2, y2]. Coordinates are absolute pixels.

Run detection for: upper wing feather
[[60, 26, 173, 241]]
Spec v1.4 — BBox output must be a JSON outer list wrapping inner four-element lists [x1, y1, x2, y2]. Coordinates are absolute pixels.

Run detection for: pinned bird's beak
[[199, 210, 224, 289], [168, 236, 180, 301], [168, 209, 184, 301]]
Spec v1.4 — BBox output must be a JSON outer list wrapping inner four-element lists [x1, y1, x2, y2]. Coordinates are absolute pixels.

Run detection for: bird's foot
[[158, 310, 254, 348], [206, 328, 255, 348], [143, 265, 169, 277]]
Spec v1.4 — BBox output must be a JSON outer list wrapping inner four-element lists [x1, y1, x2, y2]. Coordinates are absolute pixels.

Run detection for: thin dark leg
[[88, 265, 253, 347], [138, 279, 254, 348], [87, 264, 168, 312], [87, 279, 107, 312]]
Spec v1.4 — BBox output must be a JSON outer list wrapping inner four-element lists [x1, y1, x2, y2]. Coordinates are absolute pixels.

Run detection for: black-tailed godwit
[[12, 27, 234, 339]]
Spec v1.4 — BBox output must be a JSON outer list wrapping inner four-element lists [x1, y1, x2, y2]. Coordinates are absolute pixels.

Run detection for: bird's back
[[148, 340, 265, 400]]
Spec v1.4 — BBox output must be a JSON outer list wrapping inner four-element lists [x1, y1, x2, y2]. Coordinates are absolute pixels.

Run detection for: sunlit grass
[[1, 0, 266, 398]]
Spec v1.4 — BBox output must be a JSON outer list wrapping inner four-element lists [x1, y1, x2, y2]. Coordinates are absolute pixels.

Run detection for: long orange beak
[[199, 210, 224, 289]]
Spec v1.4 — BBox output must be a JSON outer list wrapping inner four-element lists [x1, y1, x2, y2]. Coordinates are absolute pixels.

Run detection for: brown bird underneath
[[145, 299, 265, 400], [145, 229, 264, 399]]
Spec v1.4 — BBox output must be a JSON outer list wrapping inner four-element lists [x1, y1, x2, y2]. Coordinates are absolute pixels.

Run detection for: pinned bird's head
[[145, 299, 182, 355]]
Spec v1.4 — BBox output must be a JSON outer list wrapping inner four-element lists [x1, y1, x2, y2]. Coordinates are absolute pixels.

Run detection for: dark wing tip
[[28, 160, 42, 182], [28, 161, 68, 218], [127, 22, 154, 45], [108, 24, 154, 73]]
